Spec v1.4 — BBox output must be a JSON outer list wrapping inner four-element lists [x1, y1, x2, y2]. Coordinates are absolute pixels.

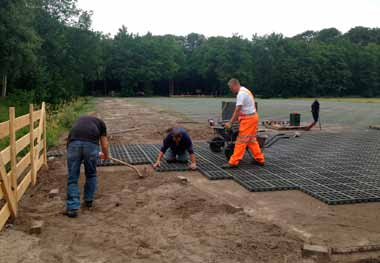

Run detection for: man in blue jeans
[[66, 115, 109, 218], [153, 128, 197, 170]]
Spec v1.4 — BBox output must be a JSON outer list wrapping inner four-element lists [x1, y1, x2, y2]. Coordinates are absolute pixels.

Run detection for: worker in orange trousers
[[222, 79, 265, 169]]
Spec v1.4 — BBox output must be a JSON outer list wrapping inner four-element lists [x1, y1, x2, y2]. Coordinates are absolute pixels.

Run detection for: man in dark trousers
[[66, 115, 109, 218], [153, 128, 197, 170], [306, 100, 320, 130]]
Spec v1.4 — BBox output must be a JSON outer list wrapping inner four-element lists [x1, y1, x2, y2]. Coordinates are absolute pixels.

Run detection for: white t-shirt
[[236, 87, 256, 114]]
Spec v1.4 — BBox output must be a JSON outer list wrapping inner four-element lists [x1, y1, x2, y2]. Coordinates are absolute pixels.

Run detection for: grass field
[[130, 97, 380, 128], [288, 98, 380, 103]]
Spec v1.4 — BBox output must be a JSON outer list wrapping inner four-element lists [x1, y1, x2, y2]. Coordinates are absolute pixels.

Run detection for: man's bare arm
[[229, 106, 242, 125], [153, 151, 164, 168], [190, 153, 196, 164], [100, 136, 109, 159], [156, 151, 164, 163]]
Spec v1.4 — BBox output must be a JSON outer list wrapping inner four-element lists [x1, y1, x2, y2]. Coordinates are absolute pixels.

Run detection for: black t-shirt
[[68, 116, 107, 144]]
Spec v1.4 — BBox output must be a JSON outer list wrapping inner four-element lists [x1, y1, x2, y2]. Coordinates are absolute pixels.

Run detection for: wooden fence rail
[[0, 103, 47, 230]]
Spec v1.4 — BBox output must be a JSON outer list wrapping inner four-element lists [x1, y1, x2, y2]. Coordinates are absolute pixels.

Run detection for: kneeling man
[[154, 128, 197, 170]]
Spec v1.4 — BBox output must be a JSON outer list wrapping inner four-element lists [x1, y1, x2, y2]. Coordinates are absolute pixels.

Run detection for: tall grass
[[0, 97, 94, 150], [46, 97, 95, 148]]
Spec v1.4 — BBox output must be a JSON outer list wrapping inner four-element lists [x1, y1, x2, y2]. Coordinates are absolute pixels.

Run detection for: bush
[[1, 96, 93, 151], [7, 90, 35, 108], [46, 97, 94, 148]]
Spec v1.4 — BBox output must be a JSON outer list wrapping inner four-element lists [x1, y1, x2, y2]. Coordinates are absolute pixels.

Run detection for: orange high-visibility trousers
[[228, 114, 265, 166]]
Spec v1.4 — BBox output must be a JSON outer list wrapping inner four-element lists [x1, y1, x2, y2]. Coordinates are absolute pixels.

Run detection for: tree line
[[1, 0, 380, 105]]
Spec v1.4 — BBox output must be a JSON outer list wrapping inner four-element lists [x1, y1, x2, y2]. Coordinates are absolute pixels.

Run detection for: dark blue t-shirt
[[68, 115, 107, 145], [160, 128, 194, 155]]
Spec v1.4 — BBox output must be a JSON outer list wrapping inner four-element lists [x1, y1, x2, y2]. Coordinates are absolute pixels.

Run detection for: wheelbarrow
[[207, 119, 290, 160]]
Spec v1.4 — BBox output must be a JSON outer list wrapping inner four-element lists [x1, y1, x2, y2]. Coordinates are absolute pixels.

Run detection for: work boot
[[66, 210, 78, 218], [85, 200, 93, 208], [221, 163, 238, 169], [251, 160, 265, 167]]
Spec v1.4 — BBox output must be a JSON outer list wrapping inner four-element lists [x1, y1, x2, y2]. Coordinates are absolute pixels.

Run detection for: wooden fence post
[[42, 102, 48, 167], [29, 104, 36, 185], [8, 107, 17, 213]]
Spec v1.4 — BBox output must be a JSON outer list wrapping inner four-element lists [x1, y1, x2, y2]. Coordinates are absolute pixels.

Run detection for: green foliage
[[46, 97, 94, 148], [6, 90, 35, 108], [0, 0, 380, 101], [0, 98, 9, 122], [0, 0, 104, 104], [0, 92, 30, 121], [0, 0, 40, 82], [106, 28, 184, 96], [0, 97, 93, 150]]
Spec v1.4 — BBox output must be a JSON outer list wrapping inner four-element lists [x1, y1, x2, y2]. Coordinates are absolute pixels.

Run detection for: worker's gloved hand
[[99, 152, 106, 160], [189, 163, 197, 170], [153, 161, 161, 168], [224, 122, 232, 129]]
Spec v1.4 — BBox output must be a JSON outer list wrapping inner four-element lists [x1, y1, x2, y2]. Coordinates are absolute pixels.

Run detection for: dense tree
[[1, 0, 379, 101], [0, 0, 40, 96], [106, 28, 184, 96]]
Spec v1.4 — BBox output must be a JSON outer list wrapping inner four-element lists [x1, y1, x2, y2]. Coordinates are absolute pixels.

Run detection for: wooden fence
[[0, 103, 47, 230]]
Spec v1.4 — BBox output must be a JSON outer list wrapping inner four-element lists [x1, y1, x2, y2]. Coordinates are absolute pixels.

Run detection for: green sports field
[[130, 97, 380, 128]]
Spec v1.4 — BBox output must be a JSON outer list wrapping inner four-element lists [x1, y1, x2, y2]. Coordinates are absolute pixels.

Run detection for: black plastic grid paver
[[98, 130, 380, 205], [122, 144, 151, 164], [97, 144, 149, 166], [138, 144, 190, 172], [307, 191, 355, 205]]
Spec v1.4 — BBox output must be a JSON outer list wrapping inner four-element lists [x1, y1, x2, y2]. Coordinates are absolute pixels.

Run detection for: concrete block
[[49, 188, 59, 198], [177, 176, 189, 184], [29, 220, 44, 235], [302, 244, 330, 260]]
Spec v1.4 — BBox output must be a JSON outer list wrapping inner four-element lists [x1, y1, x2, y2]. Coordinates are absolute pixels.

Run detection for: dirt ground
[[1, 98, 380, 263]]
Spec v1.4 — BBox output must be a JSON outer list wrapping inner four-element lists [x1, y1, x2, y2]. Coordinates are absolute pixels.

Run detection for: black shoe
[[221, 163, 238, 169], [166, 159, 177, 164], [66, 210, 78, 218], [85, 201, 93, 208], [251, 160, 265, 166], [176, 160, 189, 164]]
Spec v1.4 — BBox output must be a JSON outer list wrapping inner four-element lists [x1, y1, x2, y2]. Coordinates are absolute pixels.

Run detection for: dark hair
[[172, 128, 182, 139]]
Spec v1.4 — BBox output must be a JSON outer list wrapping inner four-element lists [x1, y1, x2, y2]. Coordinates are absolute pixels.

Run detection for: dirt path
[[0, 98, 306, 263], [96, 97, 213, 144]]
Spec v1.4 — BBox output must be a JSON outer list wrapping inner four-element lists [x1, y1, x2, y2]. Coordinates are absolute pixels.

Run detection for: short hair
[[228, 78, 240, 86], [172, 128, 183, 139]]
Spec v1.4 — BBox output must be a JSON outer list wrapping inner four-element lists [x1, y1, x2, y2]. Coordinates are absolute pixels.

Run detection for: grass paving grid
[[129, 97, 380, 128], [262, 130, 380, 204], [98, 130, 380, 204], [138, 144, 191, 172]]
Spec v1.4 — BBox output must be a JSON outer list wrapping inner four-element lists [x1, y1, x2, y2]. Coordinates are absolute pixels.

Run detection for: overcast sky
[[77, 0, 380, 38]]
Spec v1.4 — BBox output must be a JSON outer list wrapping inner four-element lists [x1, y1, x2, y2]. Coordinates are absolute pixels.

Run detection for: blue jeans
[[164, 148, 189, 162], [66, 141, 99, 211]]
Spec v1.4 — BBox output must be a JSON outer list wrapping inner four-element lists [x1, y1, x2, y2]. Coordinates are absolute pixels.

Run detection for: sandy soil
[[1, 98, 380, 263]]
